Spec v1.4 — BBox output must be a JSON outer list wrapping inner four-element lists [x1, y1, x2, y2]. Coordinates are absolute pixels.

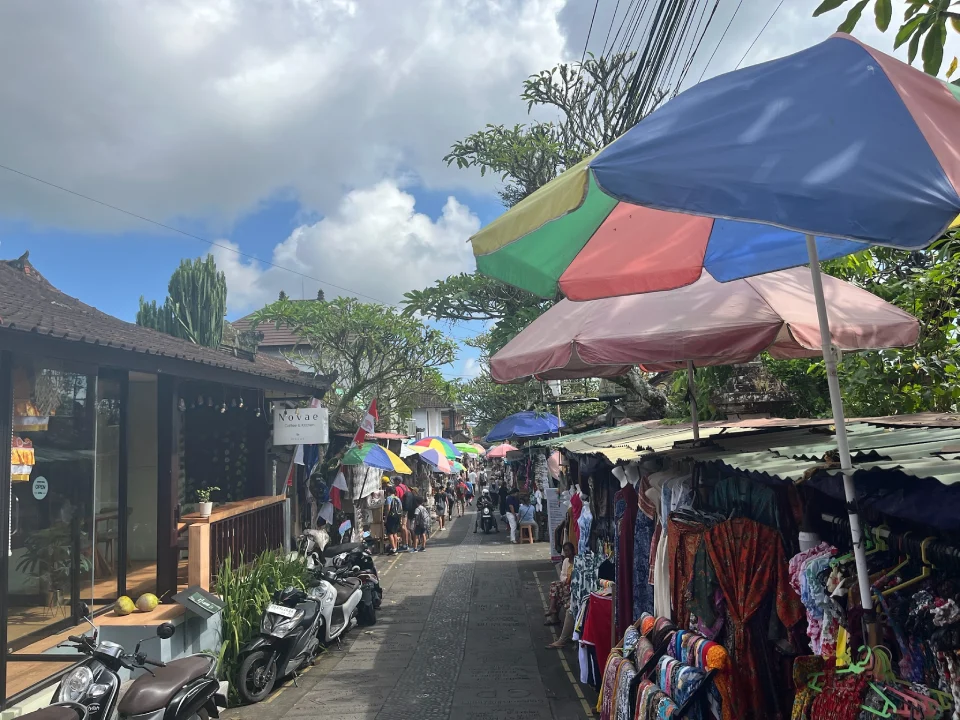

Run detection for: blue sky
[[0, 181, 503, 381]]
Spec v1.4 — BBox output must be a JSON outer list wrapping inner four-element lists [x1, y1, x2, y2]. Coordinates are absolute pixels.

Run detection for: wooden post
[[156, 375, 179, 600], [188, 523, 211, 590]]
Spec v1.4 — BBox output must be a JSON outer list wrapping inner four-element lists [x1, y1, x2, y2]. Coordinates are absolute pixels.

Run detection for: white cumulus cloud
[[214, 180, 480, 315]]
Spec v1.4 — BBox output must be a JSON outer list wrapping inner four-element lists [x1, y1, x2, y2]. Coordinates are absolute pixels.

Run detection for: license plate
[[267, 603, 297, 618]]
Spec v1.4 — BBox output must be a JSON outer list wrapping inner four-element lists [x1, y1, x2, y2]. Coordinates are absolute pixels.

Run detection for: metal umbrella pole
[[687, 360, 700, 441], [805, 235, 876, 626]]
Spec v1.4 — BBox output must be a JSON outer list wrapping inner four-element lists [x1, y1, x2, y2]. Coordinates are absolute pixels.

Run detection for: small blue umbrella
[[485, 411, 565, 442]]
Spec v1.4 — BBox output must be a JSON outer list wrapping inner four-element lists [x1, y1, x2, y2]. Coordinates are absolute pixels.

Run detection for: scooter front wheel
[[237, 650, 277, 704]]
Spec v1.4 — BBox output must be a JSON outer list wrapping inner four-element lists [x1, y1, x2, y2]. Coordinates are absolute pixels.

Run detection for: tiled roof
[[233, 306, 312, 348], [0, 257, 330, 392]]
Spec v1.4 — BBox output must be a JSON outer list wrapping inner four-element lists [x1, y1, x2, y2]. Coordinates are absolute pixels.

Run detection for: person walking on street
[[455, 479, 466, 517], [445, 483, 455, 521], [505, 486, 520, 543], [384, 486, 402, 555], [433, 484, 447, 531], [413, 498, 430, 552], [466, 468, 477, 507], [402, 486, 418, 551], [498, 483, 509, 518]]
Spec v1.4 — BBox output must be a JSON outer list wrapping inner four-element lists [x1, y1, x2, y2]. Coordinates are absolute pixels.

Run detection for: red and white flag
[[330, 398, 378, 510]]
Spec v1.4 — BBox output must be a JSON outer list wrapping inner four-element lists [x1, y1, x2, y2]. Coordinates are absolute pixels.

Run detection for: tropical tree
[[405, 52, 669, 367], [251, 296, 457, 432], [813, 0, 960, 76], [137, 254, 227, 348]]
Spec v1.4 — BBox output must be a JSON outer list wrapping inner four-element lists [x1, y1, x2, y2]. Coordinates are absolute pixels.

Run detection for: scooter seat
[[118, 655, 213, 715], [322, 542, 362, 558], [19, 705, 85, 720], [334, 577, 361, 604]]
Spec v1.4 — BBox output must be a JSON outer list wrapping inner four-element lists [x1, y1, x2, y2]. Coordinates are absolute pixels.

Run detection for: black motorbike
[[52, 604, 222, 720], [478, 500, 498, 534], [322, 542, 382, 615], [236, 586, 326, 704]]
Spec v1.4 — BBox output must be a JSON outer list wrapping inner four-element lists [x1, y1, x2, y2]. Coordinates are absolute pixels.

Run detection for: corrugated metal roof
[[543, 415, 960, 486]]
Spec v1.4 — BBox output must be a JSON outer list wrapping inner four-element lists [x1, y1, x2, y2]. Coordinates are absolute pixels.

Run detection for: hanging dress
[[615, 481, 639, 638]]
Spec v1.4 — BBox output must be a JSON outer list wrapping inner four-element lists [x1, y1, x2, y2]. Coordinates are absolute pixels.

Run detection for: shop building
[[0, 257, 329, 707]]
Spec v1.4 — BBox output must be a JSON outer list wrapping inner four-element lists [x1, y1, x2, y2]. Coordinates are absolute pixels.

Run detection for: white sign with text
[[273, 406, 329, 445]]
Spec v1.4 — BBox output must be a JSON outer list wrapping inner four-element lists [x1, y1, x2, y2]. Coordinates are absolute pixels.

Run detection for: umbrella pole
[[805, 235, 877, 631], [686, 360, 700, 440]]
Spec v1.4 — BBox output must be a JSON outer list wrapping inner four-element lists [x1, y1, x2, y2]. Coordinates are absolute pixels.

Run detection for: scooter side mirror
[[78, 602, 91, 619], [156, 623, 176, 640]]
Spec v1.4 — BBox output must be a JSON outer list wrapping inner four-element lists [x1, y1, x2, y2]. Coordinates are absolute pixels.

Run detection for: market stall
[[546, 416, 960, 719]]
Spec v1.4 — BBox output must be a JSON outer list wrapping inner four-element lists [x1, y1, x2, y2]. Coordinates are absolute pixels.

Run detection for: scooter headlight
[[88, 683, 111, 698], [60, 666, 94, 702], [262, 609, 304, 638]]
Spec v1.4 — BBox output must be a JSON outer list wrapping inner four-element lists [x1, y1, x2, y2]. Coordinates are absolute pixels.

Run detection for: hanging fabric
[[615, 480, 638, 638]]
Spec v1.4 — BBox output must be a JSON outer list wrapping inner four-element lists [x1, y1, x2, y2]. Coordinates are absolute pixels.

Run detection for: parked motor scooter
[[321, 542, 382, 615], [52, 603, 222, 720], [235, 586, 323, 705]]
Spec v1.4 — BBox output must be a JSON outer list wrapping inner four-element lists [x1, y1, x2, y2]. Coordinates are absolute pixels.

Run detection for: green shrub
[[214, 549, 308, 694]]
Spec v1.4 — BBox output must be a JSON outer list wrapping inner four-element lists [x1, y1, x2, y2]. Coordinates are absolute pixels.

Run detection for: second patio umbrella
[[485, 411, 565, 442], [490, 267, 919, 436]]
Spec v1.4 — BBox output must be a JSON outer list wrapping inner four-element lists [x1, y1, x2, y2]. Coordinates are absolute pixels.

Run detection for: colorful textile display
[[615, 481, 639, 638], [583, 592, 615, 674], [701, 518, 803, 720], [634, 475, 657, 618]]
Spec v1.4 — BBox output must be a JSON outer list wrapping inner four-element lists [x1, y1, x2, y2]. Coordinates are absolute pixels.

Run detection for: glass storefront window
[[7, 357, 96, 651], [125, 373, 157, 597], [93, 376, 122, 605]]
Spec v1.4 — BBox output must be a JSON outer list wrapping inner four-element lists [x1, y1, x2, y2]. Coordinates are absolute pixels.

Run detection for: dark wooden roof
[[0, 257, 331, 393]]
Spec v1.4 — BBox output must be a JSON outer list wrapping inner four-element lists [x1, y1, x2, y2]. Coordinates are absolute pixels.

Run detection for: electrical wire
[[735, 0, 786, 69], [0, 160, 393, 305], [580, 0, 602, 67], [601, 0, 623, 56], [696, 0, 746, 84]]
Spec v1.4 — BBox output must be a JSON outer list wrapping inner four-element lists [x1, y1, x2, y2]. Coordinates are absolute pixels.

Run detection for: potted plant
[[16, 522, 91, 611], [195, 486, 220, 517]]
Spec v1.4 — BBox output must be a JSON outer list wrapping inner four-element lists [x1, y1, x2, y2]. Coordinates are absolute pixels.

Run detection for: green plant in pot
[[16, 522, 92, 612], [196, 486, 220, 517]]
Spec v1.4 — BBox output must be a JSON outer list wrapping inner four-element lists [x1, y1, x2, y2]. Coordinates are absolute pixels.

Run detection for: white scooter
[[311, 566, 364, 645]]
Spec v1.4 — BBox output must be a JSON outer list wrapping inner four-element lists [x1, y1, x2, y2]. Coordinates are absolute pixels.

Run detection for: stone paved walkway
[[224, 514, 595, 720]]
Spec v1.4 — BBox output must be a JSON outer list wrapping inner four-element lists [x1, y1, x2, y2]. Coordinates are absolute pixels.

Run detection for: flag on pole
[[328, 398, 378, 511]]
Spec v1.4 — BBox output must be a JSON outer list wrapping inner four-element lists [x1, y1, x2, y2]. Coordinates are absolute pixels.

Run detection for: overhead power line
[[696, 0, 746, 84], [0, 160, 392, 305], [580, 0, 602, 67], [735, 0, 786, 69]]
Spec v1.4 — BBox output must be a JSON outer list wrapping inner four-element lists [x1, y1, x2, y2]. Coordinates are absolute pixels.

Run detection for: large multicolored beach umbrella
[[472, 34, 960, 301], [470, 33, 960, 625], [342, 442, 412, 474], [411, 436, 462, 459]]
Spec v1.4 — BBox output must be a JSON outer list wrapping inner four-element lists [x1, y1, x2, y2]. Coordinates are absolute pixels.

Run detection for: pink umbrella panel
[[485, 443, 518, 459], [489, 267, 919, 383]]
